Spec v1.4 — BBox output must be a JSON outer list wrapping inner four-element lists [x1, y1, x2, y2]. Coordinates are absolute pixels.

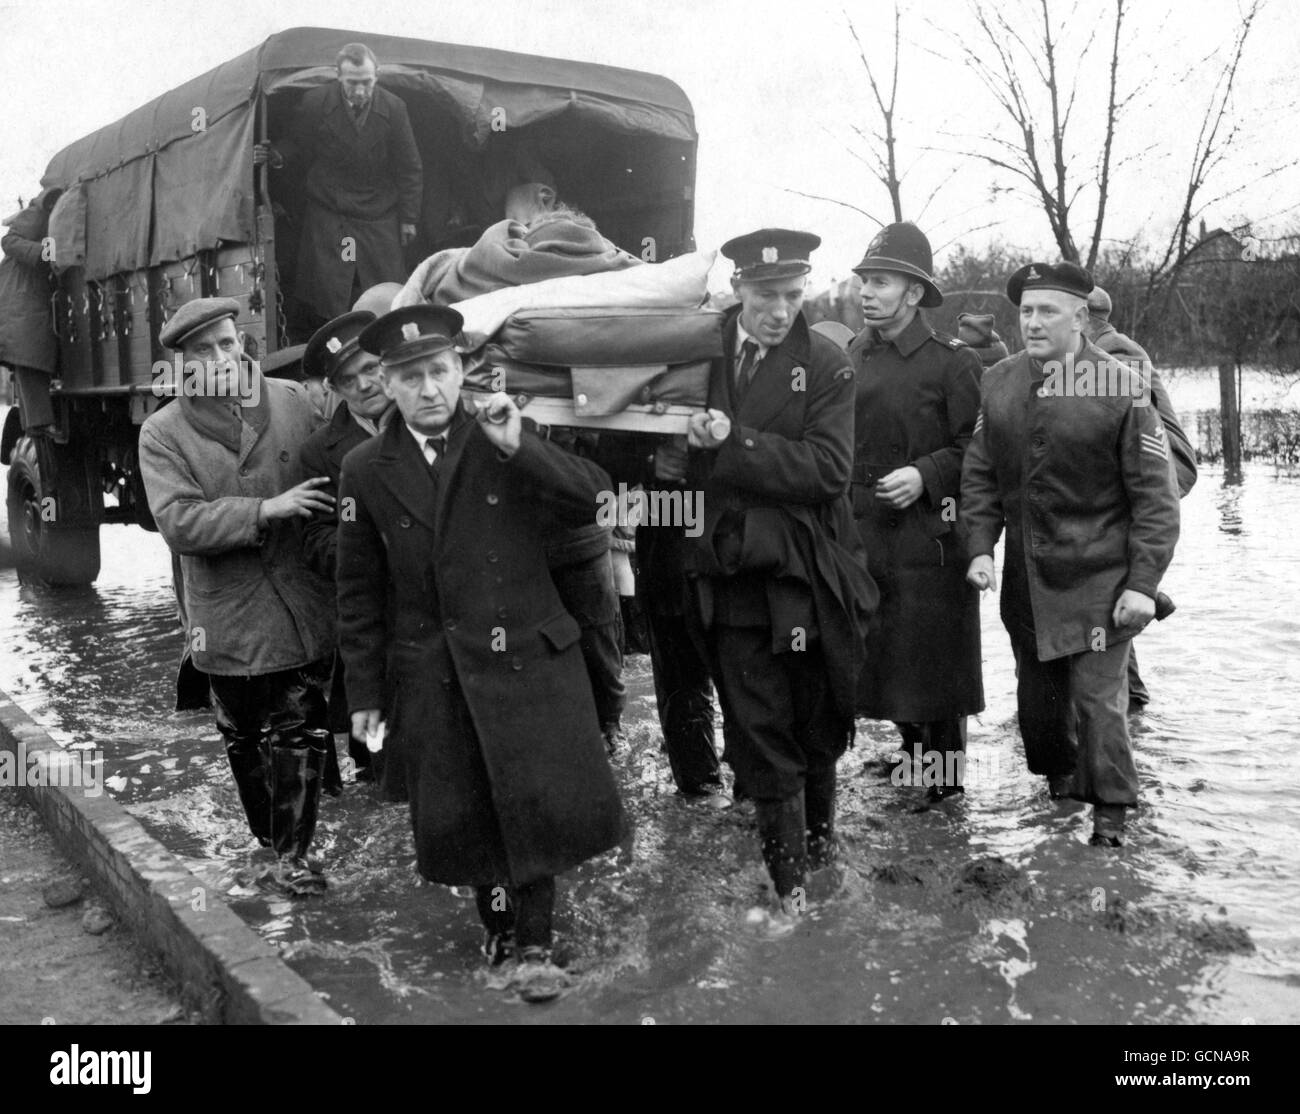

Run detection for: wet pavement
[[2, 385, 1299, 1024]]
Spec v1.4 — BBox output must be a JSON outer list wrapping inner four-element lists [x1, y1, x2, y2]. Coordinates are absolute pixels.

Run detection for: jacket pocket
[[538, 611, 583, 653]]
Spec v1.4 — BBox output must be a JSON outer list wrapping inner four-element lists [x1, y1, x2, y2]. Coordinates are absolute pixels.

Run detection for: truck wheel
[[4, 436, 101, 586]]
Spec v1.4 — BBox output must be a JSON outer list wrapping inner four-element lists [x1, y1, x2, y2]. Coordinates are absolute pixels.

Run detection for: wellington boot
[[755, 793, 807, 900]]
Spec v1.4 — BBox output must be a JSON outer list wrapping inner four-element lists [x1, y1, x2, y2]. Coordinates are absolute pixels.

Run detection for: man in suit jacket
[[257, 42, 422, 325], [678, 229, 877, 927], [337, 305, 624, 1003]]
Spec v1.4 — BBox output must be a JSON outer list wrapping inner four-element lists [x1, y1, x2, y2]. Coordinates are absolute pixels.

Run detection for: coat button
[[487, 550, 498, 563], [398, 514, 412, 528], [486, 493, 499, 505], [1032, 436, 1045, 449], [497, 607, 507, 619], [239, 466, 249, 476], [510, 656, 523, 671], [744, 438, 755, 449], [279, 450, 290, 462], [445, 618, 458, 631]]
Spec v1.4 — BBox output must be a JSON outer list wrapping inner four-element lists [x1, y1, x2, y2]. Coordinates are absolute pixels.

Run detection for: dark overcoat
[[336, 405, 625, 886], [848, 312, 985, 721], [685, 307, 878, 719], [0, 197, 57, 373], [960, 344, 1181, 662], [299, 400, 380, 580], [280, 82, 422, 319]]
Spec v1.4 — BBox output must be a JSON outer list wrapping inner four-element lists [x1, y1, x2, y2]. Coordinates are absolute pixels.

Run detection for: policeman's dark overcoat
[[299, 399, 376, 580], [336, 405, 625, 886], [281, 82, 422, 319], [848, 312, 985, 721]]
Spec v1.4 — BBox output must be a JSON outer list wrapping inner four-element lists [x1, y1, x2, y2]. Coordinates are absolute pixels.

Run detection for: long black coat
[[299, 400, 382, 580], [279, 82, 422, 319], [336, 405, 625, 886], [685, 307, 877, 719], [848, 312, 985, 721]]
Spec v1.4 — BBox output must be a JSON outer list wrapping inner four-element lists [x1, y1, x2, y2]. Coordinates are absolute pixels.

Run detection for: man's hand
[[686, 408, 730, 451], [252, 142, 282, 169], [351, 709, 382, 744], [875, 465, 924, 509], [1112, 589, 1155, 631], [966, 555, 997, 593], [654, 436, 689, 482], [258, 476, 334, 525], [400, 222, 417, 246], [474, 392, 522, 457]]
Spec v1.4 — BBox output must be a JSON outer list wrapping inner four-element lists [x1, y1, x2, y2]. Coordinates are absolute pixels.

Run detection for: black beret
[[1006, 261, 1093, 306], [303, 311, 376, 381], [722, 228, 820, 282], [358, 305, 465, 368], [159, 296, 241, 350]]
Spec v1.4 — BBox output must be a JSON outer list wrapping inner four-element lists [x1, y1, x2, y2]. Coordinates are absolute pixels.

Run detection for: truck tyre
[[4, 435, 101, 586]]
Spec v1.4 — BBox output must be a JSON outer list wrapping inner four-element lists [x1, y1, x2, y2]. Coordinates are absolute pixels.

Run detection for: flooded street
[[3, 385, 1300, 1024]]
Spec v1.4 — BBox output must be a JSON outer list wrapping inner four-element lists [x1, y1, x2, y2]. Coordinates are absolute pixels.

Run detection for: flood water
[[2, 379, 1299, 1024]]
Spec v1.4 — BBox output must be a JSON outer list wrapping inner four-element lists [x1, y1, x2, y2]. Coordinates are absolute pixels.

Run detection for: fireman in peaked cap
[[847, 222, 986, 805], [677, 228, 877, 928]]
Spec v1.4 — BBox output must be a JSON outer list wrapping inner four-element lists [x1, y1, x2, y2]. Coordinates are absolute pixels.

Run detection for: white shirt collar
[[735, 319, 768, 361]]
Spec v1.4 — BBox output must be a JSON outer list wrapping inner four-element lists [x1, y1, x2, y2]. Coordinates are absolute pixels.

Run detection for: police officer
[[961, 262, 1180, 846], [684, 229, 877, 924], [848, 223, 985, 802]]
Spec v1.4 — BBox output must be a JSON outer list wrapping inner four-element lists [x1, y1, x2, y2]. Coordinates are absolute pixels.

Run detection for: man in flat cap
[[1085, 286, 1197, 711], [298, 306, 397, 786], [256, 42, 422, 330], [960, 262, 1180, 845], [138, 297, 339, 894], [678, 229, 877, 926], [847, 222, 985, 803], [336, 305, 624, 1002]]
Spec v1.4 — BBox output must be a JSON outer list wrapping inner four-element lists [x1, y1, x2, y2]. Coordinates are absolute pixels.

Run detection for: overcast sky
[[3, 0, 1298, 293]]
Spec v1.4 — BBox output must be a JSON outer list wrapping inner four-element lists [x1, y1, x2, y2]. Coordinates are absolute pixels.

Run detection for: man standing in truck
[[138, 296, 339, 895], [255, 42, 422, 329]]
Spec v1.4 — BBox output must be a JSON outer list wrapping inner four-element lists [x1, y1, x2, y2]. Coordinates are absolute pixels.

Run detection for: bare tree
[[940, 0, 1132, 265]]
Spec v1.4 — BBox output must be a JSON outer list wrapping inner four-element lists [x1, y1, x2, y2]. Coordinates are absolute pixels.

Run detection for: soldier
[[684, 229, 877, 924], [847, 223, 985, 802], [138, 297, 338, 894], [336, 305, 624, 1002], [1085, 286, 1197, 711], [961, 263, 1180, 846], [256, 43, 422, 328]]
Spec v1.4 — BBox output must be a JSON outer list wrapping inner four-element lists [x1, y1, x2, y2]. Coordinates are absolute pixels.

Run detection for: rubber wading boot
[[755, 793, 808, 902], [804, 766, 837, 871], [225, 734, 273, 847], [267, 729, 329, 896]]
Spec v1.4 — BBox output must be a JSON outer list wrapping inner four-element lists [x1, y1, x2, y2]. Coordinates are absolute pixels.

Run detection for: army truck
[[2, 26, 697, 584]]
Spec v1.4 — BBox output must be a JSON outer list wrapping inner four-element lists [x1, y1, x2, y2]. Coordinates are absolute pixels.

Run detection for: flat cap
[[852, 222, 943, 307], [303, 311, 376, 381], [358, 304, 464, 368], [159, 296, 241, 350], [722, 228, 820, 282], [1006, 261, 1093, 307], [1087, 285, 1113, 319]]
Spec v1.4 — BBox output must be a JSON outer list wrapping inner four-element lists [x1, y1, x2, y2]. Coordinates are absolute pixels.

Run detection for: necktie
[[424, 436, 446, 480], [735, 340, 759, 406]]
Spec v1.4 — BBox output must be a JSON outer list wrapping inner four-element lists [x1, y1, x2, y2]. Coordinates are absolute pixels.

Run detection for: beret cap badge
[[325, 337, 342, 354], [761, 246, 778, 263]]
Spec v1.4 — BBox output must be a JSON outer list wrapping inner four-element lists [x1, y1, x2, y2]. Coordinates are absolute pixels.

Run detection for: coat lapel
[[372, 418, 438, 532], [433, 404, 476, 541]]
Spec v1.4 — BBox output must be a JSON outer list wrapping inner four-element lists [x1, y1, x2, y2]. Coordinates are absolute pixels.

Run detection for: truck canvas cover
[[39, 27, 697, 282]]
